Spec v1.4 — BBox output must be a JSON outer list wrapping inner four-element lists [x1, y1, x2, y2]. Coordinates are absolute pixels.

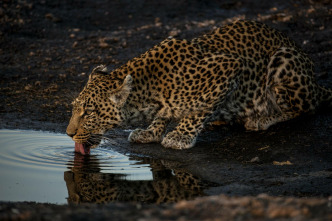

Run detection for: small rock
[[45, 13, 53, 20], [72, 41, 78, 48], [273, 160, 292, 166], [99, 38, 109, 48], [121, 41, 127, 48], [99, 42, 109, 48], [45, 13, 61, 22], [34, 81, 41, 86], [154, 17, 162, 27], [59, 74, 66, 80], [270, 7, 278, 12], [250, 156, 260, 163], [303, 40, 309, 45], [258, 145, 269, 151], [169, 29, 181, 37], [24, 84, 32, 90]]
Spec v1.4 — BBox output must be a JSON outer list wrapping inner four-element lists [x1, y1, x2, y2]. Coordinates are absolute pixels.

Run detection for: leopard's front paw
[[128, 128, 163, 143], [244, 120, 260, 131], [161, 131, 196, 150], [245, 118, 270, 131]]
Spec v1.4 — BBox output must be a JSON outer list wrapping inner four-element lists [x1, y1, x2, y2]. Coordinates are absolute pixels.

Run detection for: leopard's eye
[[85, 109, 94, 115]]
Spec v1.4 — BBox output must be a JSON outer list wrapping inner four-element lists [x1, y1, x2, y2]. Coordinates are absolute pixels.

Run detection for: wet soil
[[1, 195, 331, 221], [0, 0, 331, 220]]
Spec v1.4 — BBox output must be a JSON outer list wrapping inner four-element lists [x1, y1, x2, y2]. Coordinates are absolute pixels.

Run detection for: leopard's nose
[[66, 132, 76, 138]]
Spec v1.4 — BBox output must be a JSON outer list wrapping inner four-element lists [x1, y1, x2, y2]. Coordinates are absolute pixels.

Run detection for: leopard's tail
[[317, 85, 332, 108]]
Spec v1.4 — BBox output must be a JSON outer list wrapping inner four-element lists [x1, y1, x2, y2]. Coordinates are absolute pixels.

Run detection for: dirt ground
[[1, 195, 331, 221], [0, 0, 331, 220]]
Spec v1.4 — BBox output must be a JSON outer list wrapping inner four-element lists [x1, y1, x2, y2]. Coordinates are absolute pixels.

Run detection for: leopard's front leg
[[128, 117, 169, 143], [161, 113, 209, 150]]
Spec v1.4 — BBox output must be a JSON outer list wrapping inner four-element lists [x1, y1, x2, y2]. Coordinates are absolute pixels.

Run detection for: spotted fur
[[67, 20, 332, 150]]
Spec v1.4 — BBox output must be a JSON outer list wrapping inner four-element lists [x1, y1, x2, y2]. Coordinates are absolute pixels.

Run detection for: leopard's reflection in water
[[64, 153, 210, 204]]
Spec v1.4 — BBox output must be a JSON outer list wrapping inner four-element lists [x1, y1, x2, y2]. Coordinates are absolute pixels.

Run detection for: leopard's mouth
[[75, 142, 91, 155], [73, 134, 102, 155]]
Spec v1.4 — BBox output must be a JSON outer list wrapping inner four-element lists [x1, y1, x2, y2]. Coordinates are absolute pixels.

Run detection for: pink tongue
[[75, 142, 90, 155]]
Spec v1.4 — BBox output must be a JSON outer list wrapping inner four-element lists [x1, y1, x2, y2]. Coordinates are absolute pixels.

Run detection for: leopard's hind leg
[[245, 47, 319, 131]]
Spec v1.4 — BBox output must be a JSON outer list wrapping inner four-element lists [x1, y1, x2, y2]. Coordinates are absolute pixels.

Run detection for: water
[[0, 129, 206, 204], [0, 130, 152, 204]]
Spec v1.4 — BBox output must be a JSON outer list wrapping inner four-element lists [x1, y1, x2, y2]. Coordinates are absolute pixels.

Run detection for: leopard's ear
[[109, 75, 132, 106], [88, 65, 108, 81]]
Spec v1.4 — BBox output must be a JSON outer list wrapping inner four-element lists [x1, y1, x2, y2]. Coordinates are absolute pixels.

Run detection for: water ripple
[[0, 129, 152, 177]]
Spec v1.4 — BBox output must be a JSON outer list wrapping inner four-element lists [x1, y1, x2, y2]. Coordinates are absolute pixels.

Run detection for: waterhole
[[0, 129, 207, 204]]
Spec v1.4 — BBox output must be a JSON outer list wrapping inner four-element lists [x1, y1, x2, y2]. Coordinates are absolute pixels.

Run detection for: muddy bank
[[0, 0, 331, 220], [1, 195, 331, 221]]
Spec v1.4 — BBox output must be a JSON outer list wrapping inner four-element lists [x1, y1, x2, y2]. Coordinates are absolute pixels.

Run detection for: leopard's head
[[66, 65, 132, 155]]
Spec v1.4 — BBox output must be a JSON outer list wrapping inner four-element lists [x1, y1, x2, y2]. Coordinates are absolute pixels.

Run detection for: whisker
[[101, 136, 119, 146], [86, 140, 94, 146], [87, 134, 120, 147], [66, 91, 80, 101]]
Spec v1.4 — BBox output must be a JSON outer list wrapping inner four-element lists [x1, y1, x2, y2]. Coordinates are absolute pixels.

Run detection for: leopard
[[64, 156, 206, 204], [66, 20, 332, 154]]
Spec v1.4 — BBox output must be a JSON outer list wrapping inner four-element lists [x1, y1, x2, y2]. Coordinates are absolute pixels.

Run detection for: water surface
[[0, 129, 207, 204], [0, 129, 152, 204]]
